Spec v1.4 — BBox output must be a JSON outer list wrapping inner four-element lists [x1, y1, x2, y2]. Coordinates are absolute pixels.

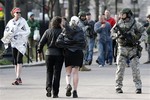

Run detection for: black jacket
[[37, 28, 63, 55], [56, 25, 86, 52]]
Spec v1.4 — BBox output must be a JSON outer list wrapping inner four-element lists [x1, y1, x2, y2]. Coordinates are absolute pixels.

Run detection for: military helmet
[[78, 11, 86, 17], [120, 8, 133, 18], [86, 12, 91, 16]]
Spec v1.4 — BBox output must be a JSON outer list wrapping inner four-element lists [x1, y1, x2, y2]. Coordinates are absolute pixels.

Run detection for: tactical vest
[[116, 20, 142, 46]]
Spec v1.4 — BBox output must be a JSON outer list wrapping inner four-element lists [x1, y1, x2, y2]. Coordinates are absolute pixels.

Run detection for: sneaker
[[17, 78, 22, 84], [85, 60, 92, 65], [99, 65, 104, 67], [46, 92, 51, 97], [88, 60, 92, 65], [79, 65, 91, 71], [84, 61, 89, 65], [106, 60, 109, 64], [116, 88, 123, 93], [96, 60, 100, 64], [73, 90, 78, 98], [12, 80, 19, 85], [46, 87, 51, 97], [66, 84, 72, 96], [136, 89, 142, 94], [53, 95, 58, 98]]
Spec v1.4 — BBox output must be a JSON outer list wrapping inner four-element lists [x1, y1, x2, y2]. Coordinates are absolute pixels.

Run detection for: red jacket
[[106, 17, 116, 28]]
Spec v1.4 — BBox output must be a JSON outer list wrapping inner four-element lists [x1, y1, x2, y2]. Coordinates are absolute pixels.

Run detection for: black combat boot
[[116, 88, 123, 93], [136, 89, 142, 94], [46, 87, 51, 97]]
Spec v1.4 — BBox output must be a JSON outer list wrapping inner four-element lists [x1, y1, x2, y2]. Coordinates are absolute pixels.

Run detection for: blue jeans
[[86, 37, 96, 62], [106, 39, 113, 64], [97, 40, 108, 66]]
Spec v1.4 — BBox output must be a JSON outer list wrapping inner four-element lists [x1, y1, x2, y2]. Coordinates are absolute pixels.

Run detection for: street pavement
[[0, 43, 150, 100]]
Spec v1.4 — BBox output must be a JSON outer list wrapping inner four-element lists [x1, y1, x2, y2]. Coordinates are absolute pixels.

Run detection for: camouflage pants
[[115, 46, 142, 89]]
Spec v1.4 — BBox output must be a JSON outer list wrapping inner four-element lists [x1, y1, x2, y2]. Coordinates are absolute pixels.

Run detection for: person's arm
[[36, 20, 40, 30], [78, 21, 89, 33], [94, 22, 102, 33], [135, 21, 147, 42], [37, 30, 48, 53], [110, 23, 119, 39], [1, 20, 14, 48]]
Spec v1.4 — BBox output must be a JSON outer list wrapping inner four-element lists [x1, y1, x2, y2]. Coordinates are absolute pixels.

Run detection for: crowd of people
[[1, 6, 149, 98]]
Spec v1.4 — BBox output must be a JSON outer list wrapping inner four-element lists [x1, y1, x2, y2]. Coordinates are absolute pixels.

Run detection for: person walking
[[1, 7, 30, 85], [143, 14, 150, 64], [27, 12, 40, 59], [56, 16, 86, 98], [78, 11, 91, 71], [94, 14, 111, 67], [37, 16, 64, 98], [84, 12, 97, 65], [104, 10, 116, 65], [111, 8, 147, 94]]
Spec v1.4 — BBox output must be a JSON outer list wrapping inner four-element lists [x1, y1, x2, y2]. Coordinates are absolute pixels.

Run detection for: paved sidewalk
[[0, 60, 45, 69], [0, 57, 149, 100], [0, 44, 150, 100]]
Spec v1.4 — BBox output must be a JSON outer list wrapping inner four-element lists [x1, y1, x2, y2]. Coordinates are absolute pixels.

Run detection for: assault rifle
[[114, 20, 143, 58], [114, 19, 136, 45]]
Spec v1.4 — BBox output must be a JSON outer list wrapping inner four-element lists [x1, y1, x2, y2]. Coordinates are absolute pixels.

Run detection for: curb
[[0, 61, 45, 69], [0, 48, 98, 69]]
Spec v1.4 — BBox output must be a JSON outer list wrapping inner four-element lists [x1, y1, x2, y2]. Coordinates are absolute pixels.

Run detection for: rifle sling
[[117, 19, 136, 37]]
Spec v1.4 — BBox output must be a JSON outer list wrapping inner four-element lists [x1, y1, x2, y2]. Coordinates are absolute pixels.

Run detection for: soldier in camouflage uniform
[[111, 8, 147, 94]]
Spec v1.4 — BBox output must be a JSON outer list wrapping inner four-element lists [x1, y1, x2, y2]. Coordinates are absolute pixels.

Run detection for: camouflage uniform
[[111, 9, 146, 91]]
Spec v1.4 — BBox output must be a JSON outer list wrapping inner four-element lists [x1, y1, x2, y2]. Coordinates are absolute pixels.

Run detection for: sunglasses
[[16, 12, 21, 14]]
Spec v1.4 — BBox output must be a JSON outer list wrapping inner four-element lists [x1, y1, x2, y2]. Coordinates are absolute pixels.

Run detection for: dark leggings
[[12, 48, 23, 65]]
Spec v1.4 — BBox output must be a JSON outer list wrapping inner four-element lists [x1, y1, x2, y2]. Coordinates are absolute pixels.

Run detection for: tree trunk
[[95, 0, 99, 21], [54, 0, 61, 16], [74, 0, 80, 16], [68, 0, 73, 20]]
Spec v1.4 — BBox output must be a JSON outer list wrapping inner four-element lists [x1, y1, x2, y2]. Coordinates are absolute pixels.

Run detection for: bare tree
[[47, 0, 56, 20]]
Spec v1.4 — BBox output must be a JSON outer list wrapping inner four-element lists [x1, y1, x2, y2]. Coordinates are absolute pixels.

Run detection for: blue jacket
[[94, 21, 111, 42]]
